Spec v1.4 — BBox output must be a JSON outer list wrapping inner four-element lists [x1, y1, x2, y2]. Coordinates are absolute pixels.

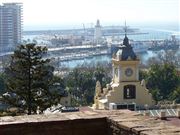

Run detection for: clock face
[[125, 68, 133, 77]]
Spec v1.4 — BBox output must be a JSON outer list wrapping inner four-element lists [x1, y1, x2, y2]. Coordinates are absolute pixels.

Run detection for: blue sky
[[1, 0, 179, 30]]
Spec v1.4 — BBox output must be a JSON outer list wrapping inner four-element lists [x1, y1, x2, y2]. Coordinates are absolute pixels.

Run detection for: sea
[[23, 26, 180, 68]]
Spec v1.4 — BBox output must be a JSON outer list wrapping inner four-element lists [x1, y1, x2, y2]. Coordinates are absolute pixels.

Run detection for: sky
[[1, 0, 179, 30]]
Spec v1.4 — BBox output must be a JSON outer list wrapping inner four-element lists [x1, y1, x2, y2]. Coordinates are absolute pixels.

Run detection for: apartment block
[[0, 3, 22, 52]]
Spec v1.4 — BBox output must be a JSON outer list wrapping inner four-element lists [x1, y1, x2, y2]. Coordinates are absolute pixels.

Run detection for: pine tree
[[2, 44, 59, 115]]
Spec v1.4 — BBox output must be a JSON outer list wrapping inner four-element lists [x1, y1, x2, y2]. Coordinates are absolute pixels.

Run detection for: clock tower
[[112, 34, 140, 83], [93, 27, 154, 110]]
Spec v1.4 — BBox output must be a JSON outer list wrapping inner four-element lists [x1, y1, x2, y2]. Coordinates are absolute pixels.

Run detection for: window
[[116, 103, 136, 111], [124, 85, 136, 99]]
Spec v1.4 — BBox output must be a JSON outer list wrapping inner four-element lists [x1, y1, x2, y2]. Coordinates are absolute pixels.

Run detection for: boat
[[148, 35, 180, 51], [131, 41, 149, 53]]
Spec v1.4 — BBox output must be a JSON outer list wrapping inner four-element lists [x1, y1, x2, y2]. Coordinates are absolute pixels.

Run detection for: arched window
[[124, 85, 136, 99]]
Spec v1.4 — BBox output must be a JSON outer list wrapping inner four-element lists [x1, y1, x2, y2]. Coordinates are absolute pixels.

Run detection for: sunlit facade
[[0, 3, 22, 52]]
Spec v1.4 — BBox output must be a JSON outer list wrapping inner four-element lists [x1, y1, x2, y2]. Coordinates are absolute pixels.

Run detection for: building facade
[[93, 34, 154, 110], [0, 3, 22, 52]]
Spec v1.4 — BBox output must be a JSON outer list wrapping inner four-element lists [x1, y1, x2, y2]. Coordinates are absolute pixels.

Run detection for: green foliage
[[49, 75, 67, 104], [65, 68, 95, 106], [170, 87, 180, 103], [146, 63, 179, 101], [139, 70, 148, 81], [149, 88, 162, 103], [93, 66, 111, 88], [1, 44, 62, 115], [0, 73, 6, 94], [94, 67, 105, 85], [65, 64, 111, 106]]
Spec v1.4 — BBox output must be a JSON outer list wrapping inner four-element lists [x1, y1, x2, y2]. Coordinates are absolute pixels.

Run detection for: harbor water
[[23, 27, 180, 68]]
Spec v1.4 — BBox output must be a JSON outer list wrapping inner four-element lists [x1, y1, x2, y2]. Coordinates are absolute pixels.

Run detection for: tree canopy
[[65, 65, 111, 106], [2, 44, 64, 115], [145, 63, 180, 101], [0, 73, 6, 95]]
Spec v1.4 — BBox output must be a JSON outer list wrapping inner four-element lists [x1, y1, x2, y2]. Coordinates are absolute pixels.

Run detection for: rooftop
[[0, 108, 180, 135], [116, 35, 137, 61]]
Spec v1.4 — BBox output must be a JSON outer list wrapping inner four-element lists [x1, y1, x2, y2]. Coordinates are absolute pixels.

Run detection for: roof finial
[[124, 20, 127, 37], [123, 20, 130, 47]]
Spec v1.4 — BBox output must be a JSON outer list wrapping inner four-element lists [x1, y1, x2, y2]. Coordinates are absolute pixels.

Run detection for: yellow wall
[[96, 57, 154, 109], [113, 59, 140, 83], [106, 81, 154, 107]]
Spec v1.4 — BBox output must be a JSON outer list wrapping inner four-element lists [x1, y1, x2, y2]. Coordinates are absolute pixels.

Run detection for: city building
[[94, 19, 102, 44], [0, 3, 22, 53], [93, 32, 154, 110]]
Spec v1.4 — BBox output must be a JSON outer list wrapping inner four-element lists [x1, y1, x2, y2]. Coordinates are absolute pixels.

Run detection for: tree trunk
[[27, 49, 32, 115]]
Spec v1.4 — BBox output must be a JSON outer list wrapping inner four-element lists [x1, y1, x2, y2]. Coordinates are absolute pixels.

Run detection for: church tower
[[113, 34, 139, 84], [93, 24, 154, 110]]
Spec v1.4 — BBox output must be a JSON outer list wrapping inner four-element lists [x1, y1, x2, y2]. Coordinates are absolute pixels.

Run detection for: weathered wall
[[0, 118, 109, 135], [0, 110, 180, 135]]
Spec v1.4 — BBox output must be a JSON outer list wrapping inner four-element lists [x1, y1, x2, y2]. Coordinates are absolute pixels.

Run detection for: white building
[[0, 3, 22, 52], [94, 19, 102, 44]]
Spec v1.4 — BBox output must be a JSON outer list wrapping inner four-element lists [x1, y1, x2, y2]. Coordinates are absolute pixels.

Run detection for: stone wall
[[0, 118, 108, 135], [0, 110, 180, 135]]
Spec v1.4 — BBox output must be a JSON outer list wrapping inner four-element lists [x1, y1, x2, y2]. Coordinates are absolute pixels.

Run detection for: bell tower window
[[124, 85, 136, 99]]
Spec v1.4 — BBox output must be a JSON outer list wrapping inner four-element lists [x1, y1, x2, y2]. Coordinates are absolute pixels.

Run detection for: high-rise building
[[0, 3, 22, 52]]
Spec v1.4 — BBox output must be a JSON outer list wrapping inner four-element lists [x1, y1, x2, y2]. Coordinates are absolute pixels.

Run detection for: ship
[[148, 35, 180, 51]]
